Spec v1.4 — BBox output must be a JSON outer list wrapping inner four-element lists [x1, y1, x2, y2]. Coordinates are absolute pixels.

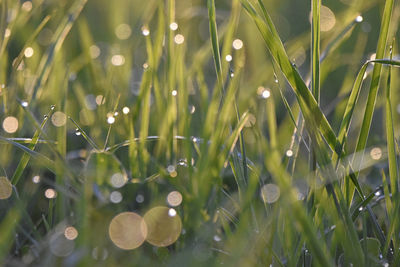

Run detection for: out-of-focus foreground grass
[[0, 0, 400, 266]]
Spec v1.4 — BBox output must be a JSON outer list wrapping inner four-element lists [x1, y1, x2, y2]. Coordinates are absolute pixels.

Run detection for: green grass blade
[[69, 116, 99, 151], [29, 0, 87, 102], [385, 46, 399, 198], [12, 15, 51, 70], [240, 0, 341, 156], [10, 110, 51, 185], [352, 0, 394, 178], [320, 15, 363, 62], [207, 0, 224, 94], [311, 0, 320, 102], [0, 136, 55, 173]]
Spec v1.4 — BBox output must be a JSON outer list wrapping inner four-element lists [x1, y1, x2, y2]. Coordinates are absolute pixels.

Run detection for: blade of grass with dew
[[10, 108, 52, 185], [220, 0, 240, 80], [12, 15, 51, 70], [351, 189, 378, 221], [0, 136, 55, 172], [320, 15, 363, 62], [209, 0, 250, 204], [137, 34, 155, 172], [69, 117, 99, 151], [282, 15, 363, 174], [240, 0, 341, 155], [334, 59, 400, 206], [351, 0, 394, 200], [29, 0, 87, 102]]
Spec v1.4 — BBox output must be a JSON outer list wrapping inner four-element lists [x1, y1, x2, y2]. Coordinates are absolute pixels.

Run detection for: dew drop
[[232, 39, 243, 50], [170, 22, 178, 31], [286, 149, 294, 157], [122, 107, 130, 114], [174, 34, 185, 44], [213, 235, 221, 242], [141, 26, 150, 36]]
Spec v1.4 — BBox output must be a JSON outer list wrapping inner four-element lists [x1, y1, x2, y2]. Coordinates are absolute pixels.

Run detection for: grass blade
[[10, 109, 51, 185], [29, 0, 87, 102], [351, 0, 394, 196]]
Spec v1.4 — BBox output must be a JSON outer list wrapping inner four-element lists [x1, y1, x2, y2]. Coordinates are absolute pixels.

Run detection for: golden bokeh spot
[[51, 111, 67, 127], [144, 206, 182, 247], [232, 39, 243, 50], [167, 191, 183, 207], [111, 55, 125, 66], [64, 226, 78, 240], [45, 188, 57, 199], [109, 212, 147, 250], [320, 6, 336, 32], [0, 177, 12, 200], [2, 116, 19, 133], [24, 47, 34, 58], [21, 1, 33, 12], [370, 147, 382, 160], [115, 24, 132, 40], [174, 34, 185, 44]]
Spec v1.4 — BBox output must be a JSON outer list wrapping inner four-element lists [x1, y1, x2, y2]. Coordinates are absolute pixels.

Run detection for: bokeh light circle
[[167, 191, 183, 207], [0, 177, 12, 200], [320, 6, 336, 32], [109, 212, 147, 250], [2, 116, 19, 133], [143, 206, 182, 247], [260, 184, 280, 204], [51, 111, 67, 127]]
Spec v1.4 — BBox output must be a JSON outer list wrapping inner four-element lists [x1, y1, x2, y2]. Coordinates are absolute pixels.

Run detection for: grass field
[[0, 0, 400, 266]]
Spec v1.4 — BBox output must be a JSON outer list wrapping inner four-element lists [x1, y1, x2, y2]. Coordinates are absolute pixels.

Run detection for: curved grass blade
[[11, 109, 52, 185], [29, 0, 87, 102], [311, 0, 320, 102], [240, 0, 341, 156], [384, 46, 399, 198], [207, 0, 224, 92], [0, 136, 55, 173], [351, 188, 380, 221], [69, 116, 99, 151], [352, 0, 394, 186], [320, 15, 363, 62], [12, 15, 51, 69]]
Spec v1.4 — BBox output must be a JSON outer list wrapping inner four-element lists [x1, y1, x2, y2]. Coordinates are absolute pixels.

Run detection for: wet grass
[[0, 0, 400, 266]]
